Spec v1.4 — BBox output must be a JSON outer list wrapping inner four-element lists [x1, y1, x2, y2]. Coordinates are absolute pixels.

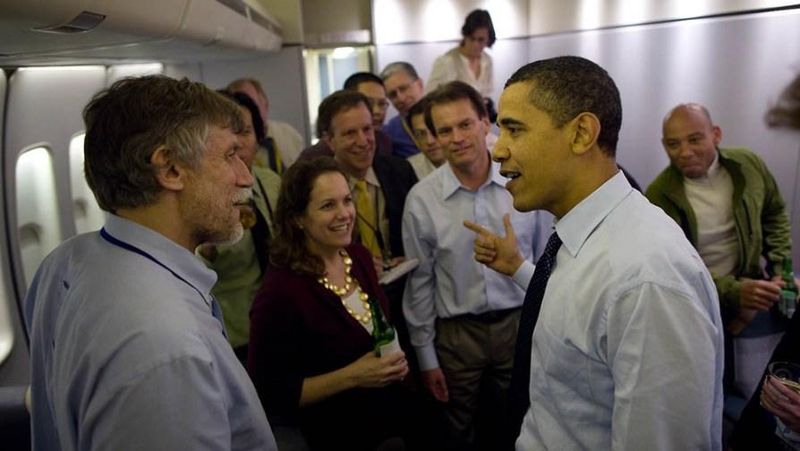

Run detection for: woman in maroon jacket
[[248, 157, 427, 451]]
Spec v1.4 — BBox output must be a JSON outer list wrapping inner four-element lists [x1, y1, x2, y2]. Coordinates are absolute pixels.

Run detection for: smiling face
[[299, 171, 356, 256], [661, 105, 721, 179], [493, 81, 573, 215], [326, 103, 376, 179], [180, 125, 254, 246], [430, 98, 489, 174]]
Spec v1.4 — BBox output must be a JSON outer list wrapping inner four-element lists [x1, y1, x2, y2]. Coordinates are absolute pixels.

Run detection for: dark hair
[[405, 94, 431, 131], [766, 73, 800, 129], [461, 9, 496, 48], [505, 56, 622, 156], [270, 157, 348, 275], [219, 90, 266, 143], [379, 62, 420, 82], [424, 81, 487, 136], [344, 72, 384, 90], [315, 90, 372, 138], [83, 75, 242, 212]]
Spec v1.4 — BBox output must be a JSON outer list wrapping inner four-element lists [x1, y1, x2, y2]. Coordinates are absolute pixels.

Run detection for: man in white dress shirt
[[467, 56, 724, 450]]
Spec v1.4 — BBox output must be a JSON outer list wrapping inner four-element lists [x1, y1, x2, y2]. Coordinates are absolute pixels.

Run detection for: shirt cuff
[[415, 344, 440, 371], [512, 260, 536, 290]]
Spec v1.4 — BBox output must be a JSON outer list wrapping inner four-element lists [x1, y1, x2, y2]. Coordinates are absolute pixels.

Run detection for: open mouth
[[330, 223, 350, 232], [500, 170, 521, 180]]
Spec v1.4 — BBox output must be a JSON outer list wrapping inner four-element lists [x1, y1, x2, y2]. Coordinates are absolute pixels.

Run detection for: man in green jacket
[[646, 103, 792, 404]]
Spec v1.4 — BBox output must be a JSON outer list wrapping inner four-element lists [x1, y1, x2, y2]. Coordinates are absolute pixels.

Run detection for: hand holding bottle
[[348, 351, 409, 388], [739, 279, 782, 311]]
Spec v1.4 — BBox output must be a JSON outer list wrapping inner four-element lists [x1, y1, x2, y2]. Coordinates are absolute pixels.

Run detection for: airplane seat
[[0, 385, 31, 450]]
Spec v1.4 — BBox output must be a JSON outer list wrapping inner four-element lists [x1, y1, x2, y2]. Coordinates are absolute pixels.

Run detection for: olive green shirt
[[205, 165, 281, 347]]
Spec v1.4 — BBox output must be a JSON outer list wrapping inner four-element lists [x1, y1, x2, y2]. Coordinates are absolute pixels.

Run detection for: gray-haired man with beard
[[24, 75, 277, 451]]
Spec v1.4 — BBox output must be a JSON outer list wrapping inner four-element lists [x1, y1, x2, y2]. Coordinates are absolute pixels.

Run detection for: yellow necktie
[[272, 143, 283, 174], [354, 179, 382, 259]]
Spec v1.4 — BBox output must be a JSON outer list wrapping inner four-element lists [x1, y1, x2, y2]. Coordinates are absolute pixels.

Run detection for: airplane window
[[304, 46, 374, 144], [0, 242, 15, 366], [15, 146, 62, 289], [69, 133, 106, 234]]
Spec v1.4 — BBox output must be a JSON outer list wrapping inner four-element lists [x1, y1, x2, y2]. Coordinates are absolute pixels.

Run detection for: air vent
[[215, 0, 282, 36], [33, 11, 106, 34], [250, 10, 281, 35], [216, 0, 248, 16]]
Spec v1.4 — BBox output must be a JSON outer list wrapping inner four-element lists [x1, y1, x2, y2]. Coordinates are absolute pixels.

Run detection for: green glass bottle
[[367, 296, 401, 357], [780, 256, 798, 318]]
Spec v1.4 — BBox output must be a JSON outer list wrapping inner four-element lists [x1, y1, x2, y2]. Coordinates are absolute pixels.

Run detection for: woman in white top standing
[[427, 9, 495, 104]]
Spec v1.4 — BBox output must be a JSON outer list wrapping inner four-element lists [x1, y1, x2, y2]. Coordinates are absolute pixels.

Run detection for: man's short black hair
[[344, 72, 384, 90], [506, 56, 622, 156]]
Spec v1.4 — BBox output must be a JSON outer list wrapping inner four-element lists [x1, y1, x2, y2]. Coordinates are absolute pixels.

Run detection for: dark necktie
[[508, 231, 563, 440]]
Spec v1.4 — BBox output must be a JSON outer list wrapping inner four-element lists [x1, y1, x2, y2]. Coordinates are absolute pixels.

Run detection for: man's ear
[[322, 131, 333, 149], [711, 125, 722, 147], [151, 146, 186, 192], [570, 112, 601, 156], [477, 116, 491, 138]]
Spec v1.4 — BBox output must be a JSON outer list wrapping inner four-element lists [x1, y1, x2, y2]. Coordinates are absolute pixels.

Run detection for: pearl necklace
[[318, 250, 372, 324]]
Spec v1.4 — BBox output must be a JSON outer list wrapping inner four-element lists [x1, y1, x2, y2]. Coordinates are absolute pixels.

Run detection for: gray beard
[[201, 222, 245, 248]]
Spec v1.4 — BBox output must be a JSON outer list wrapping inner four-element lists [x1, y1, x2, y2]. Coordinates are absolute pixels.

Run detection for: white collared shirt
[[514, 172, 724, 450], [402, 160, 546, 370]]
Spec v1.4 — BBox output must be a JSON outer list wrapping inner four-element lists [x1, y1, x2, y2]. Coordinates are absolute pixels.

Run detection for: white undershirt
[[684, 154, 739, 277], [342, 287, 372, 333]]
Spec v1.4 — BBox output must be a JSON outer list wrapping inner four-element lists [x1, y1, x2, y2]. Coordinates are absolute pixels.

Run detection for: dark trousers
[[435, 309, 520, 451]]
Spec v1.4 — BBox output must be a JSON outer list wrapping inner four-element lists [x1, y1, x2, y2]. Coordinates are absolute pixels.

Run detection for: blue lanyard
[[99, 228, 225, 330]]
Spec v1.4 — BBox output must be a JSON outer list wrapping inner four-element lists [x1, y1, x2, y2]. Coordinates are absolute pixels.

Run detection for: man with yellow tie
[[317, 90, 418, 268]]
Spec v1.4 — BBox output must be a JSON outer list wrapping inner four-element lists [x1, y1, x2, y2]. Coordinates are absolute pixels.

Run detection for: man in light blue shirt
[[469, 56, 724, 450], [24, 76, 277, 450], [402, 81, 543, 449]]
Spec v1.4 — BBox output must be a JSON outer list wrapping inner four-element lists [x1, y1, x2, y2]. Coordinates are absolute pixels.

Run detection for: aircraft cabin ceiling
[[0, 0, 284, 65]]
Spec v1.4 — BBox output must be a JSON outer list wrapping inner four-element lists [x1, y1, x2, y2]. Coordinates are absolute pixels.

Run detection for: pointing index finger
[[463, 220, 492, 237]]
